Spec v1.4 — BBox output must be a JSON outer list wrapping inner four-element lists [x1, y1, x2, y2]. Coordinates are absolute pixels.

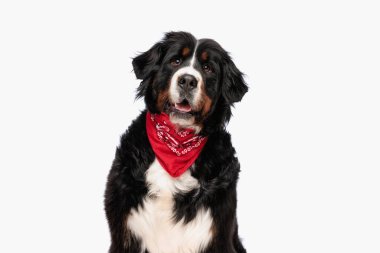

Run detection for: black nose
[[178, 74, 198, 91]]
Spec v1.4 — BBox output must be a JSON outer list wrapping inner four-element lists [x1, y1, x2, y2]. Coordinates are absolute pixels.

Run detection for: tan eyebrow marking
[[201, 51, 208, 61], [182, 47, 190, 57]]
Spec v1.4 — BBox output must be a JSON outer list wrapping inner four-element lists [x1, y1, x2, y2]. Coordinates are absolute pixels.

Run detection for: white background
[[0, 1, 379, 252]]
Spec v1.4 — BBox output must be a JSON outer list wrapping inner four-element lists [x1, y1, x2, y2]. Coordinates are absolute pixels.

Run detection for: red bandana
[[146, 111, 207, 177]]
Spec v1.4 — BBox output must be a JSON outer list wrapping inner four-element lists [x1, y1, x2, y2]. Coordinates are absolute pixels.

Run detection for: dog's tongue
[[175, 103, 192, 113]]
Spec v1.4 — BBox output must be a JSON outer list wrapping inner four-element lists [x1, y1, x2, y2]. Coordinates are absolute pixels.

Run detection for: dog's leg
[[233, 223, 247, 253], [105, 185, 143, 253], [203, 186, 247, 253], [105, 182, 146, 253], [105, 159, 148, 253], [204, 222, 246, 253]]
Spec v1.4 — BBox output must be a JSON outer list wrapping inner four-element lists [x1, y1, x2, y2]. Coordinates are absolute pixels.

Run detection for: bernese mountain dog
[[105, 31, 248, 253]]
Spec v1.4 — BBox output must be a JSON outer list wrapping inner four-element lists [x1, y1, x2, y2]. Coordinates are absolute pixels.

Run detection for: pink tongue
[[175, 103, 192, 112]]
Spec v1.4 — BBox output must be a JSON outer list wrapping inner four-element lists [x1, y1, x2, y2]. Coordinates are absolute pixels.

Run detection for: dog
[[105, 31, 248, 253]]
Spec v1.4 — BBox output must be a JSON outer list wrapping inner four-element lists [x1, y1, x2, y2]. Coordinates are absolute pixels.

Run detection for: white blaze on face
[[169, 42, 203, 105]]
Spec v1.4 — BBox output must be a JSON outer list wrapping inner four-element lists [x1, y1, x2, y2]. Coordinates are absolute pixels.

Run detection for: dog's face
[[133, 32, 248, 133]]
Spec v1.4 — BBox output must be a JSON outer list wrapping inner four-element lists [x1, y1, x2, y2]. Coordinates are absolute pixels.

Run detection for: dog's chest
[[127, 159, 213, 253]]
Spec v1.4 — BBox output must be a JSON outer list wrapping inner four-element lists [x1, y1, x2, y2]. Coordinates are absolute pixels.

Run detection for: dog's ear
[[132, 42, 164, 80], [222, 54, 248, 104]]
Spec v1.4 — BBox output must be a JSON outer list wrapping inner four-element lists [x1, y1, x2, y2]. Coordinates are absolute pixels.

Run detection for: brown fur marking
[[201, 51, 208, 61], [182, 47, 190, 57], [201, 83, 212, 116], [157, 89, 169, 112]]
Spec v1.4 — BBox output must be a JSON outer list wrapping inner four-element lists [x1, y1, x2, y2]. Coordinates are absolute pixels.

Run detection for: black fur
[[105, 32, 248, 253]]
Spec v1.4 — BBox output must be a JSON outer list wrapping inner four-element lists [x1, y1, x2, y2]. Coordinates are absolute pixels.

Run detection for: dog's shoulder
[[117, 111, 150, 155], [196, 130, 241, 182], [105, 111, 154, 208]]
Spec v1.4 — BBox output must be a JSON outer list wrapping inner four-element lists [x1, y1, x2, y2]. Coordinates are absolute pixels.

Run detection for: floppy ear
[[222, 55, 248, 104], [132, 42, 164, 80]]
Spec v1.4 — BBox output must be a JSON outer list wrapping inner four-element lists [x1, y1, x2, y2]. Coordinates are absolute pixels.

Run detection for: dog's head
[[133, 31, 248, 134]]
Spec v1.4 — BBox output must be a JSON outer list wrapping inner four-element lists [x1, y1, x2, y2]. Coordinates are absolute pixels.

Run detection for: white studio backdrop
[[0, 1, 379, 252]]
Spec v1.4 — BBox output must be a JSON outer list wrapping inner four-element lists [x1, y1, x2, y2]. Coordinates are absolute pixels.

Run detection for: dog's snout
[[178, 74, 197, 91]]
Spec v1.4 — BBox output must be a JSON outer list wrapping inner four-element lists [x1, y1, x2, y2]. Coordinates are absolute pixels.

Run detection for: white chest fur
[[127, 159, 213, 253]]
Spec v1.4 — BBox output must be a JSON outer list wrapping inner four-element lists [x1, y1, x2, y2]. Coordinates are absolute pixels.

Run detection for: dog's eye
[[202, 64, 212, 73], [170, 57, 182, 66]]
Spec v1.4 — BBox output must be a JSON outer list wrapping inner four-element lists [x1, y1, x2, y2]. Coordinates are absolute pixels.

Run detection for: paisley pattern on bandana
[[146, 112, 208, 177]]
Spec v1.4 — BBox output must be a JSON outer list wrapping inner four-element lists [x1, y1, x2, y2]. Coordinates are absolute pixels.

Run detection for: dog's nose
[[178, 74, 198, 91]]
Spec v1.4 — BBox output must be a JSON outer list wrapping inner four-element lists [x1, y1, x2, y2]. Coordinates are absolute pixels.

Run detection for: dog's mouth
[[166, 99, 195, 117], [174, 99, 192, 113]]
